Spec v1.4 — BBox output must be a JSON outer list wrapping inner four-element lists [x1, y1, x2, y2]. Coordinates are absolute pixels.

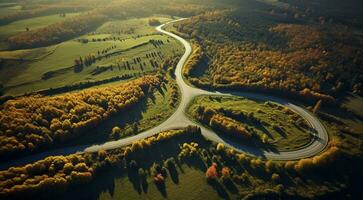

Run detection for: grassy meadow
[[0, 16, 184, 96], [0, 3, 21, 17], [96, 166, 222, 200], [0, 13, 81, 41], [187, 95, 313, 151]]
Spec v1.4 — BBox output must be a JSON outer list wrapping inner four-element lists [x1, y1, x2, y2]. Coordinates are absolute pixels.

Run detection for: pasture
[[187, 95, 313, 151], [0, 16, 183, 96]]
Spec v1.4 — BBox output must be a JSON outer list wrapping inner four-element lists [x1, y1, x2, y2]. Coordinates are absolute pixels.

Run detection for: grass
[[0, 45, 55, 60], [343, 95, 363, 118], [186, 95, 313, 152], [0, 3, 21, 17], [125, 82, 180, 136], [97, 166, 221, 200], [94, 16, 172, 39], [49, 122, 349, 200], [65, 80, 179, 146], [0, 13, 81, 41], [53, 129, 229, 200], [0, 12, 81, 50], [0, 16, 184, 96]]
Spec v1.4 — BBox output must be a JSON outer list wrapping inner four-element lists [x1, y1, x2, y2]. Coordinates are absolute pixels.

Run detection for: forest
[[0, 75, 163, 160], [173, 5, 363, 102]]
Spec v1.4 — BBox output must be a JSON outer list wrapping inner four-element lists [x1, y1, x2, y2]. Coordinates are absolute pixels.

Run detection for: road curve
[[0, 19, 328, 170]]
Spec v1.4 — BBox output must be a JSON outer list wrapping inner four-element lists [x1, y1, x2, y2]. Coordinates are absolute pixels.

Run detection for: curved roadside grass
[[186, 95, 313, 152]]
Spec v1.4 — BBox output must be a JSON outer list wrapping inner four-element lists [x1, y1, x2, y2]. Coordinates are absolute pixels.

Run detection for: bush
[[206, 163, 218, 180], [271, 173, 280, 182], [111, 126, 121, 139], [216, 143, 225, 152], [148, 18, 161, 26]]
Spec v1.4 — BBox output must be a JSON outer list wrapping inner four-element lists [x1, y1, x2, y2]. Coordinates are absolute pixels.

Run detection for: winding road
[[0, 19, 328, 170]]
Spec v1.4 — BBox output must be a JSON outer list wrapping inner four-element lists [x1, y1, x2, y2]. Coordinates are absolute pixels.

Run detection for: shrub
[[206, 163, 218, 180], [111, 126, 121, 139], [216, 143, 225, 152], [153, 173, 165, 183], [209, 114, 253, 140], [271, 173, 280, 182]]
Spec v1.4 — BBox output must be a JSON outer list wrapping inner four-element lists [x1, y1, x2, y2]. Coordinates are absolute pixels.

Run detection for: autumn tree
[[0, 75, 163, 159], [206, 163, 218, 181]]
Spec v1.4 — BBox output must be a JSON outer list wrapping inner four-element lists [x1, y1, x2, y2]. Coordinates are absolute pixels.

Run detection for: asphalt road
[[0, 19, 329, 170]]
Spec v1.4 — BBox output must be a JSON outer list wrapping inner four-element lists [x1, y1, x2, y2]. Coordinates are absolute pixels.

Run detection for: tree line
[[0, 75, 163, 160], [182, 42, 204, 78], [7, 13, 107, 49], [0, 4, 90, 25], [0, 126, 202, 199], [194, 106, 264, 144]]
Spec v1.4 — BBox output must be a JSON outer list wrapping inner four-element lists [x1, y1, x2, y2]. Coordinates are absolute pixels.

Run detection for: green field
[[0, 13, 80, 40], [187, 95, 313, 151], [96, 166, 221, 200], [0, 3, 21, 17], [93, 164, 284, 200], [93, 16, 173, 39], [0, 16, 184, 96]]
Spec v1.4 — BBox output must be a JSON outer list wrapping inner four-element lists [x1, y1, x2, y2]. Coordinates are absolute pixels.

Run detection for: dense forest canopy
[[172, 2, 363, 101]]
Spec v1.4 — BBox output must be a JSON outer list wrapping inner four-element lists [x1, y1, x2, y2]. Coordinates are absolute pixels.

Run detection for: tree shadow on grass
[[156, 84, 166, 97], [53, 129, 207, 200], [154, 181, 167, 198], [207, 179, 230, 200], [127, 169, 142, 194], [175, 158, 185, 174], [149, 90, 156, 104], [274, 127, 287, 138], [213, 130, 278, 156], [222, 178, 238, 194], [67, 96, 149, 146], [257, 124, 274, 139], [53, 167, 124, 200], [141, 177, 148, 193], [167, 164, 179, 184]]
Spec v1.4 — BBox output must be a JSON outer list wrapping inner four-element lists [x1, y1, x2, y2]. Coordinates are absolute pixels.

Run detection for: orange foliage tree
[[0, 75, 162, 159]]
